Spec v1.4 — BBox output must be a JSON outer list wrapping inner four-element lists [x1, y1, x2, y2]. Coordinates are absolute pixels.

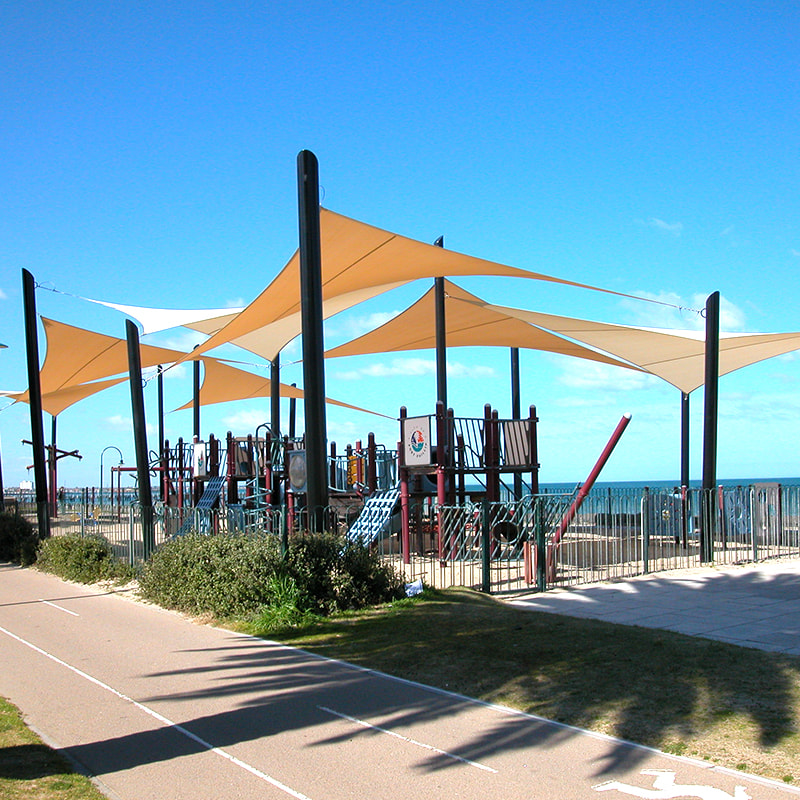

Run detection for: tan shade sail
[[324, 280, 644, 373], [10, 376, 128, 416], [184, 281, 408, 360], [174, 358, 390, 418], [186, 207, 641, 362], [480, 304, 800, 394], [39, 317, 195, 394]]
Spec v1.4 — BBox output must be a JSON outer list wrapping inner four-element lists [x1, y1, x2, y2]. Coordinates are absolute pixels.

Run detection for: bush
[[138, 533, 282, 618], [284, 533, 405, 615], [0, 512, 40, 566], [138, 531, 405, 621], [36, 534, 132, 583]]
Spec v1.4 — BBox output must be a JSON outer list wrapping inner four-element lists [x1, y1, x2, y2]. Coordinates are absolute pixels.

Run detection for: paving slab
[[510, 559, 800, 654], [2, 564, 799, 799]]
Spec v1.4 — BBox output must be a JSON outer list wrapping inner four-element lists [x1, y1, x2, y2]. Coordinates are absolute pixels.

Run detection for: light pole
[[100, 446, 124, 514]]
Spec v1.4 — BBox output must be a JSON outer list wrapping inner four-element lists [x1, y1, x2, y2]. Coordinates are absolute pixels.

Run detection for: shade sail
[[174, 358, 390, 418], [184, 281, 408, 360], [324, 280, 644, 373], [39, 317, 195, 393], [186, 207, 641, 362], [480, 304, 800, 394], [9, 376, 128, 416], [82, 299, 245, 335]]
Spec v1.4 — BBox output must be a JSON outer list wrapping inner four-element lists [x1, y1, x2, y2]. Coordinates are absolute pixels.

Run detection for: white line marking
[[39, 600, 80, 617], [0, 624, 314, 800], [318, 705, 498, 773]]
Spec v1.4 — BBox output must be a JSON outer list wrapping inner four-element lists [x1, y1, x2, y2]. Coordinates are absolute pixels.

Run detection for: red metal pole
[[548, 413, 632, 578]]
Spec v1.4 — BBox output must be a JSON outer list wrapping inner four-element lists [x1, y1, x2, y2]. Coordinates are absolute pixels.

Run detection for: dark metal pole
[[434, 237, 447, 410], [297, 149, 329, 525], [270, 354, 281, 505], [50, 415, 57, 516], [126, 320, 155, 557], [289, 384, 297, 439], [192, 347, 201, 441], [680, 391, 690, 488], [21, 269, 50, 538], [271, 355, 281, 439], [701, 291, 720, 562], [157, 365, 165, 502], [511, 347, 523, 500]]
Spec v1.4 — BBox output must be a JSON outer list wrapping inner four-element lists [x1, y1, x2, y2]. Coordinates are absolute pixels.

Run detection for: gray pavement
[[509, 559, 800, 655], [2, 563, 800, 800]]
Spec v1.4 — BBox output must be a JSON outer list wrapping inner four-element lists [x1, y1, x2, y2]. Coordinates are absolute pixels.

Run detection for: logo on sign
[[410, 429, 426, 453]]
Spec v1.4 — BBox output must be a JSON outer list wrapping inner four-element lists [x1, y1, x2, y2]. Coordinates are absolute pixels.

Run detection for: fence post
[[535, 497, 546, 592], [481, 500, 491, 594], [642, 487, 650, 574]]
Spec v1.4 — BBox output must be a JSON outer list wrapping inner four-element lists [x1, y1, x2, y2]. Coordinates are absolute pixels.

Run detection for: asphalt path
[[1, 563, 798, 800]]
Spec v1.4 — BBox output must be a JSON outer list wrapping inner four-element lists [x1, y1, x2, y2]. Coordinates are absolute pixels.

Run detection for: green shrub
[[138, 533, 282, 618], [138, 531, 405, 621], [284, 533, 405, 614], [36, 534, 132, 583], [0, 512, 40, 566]]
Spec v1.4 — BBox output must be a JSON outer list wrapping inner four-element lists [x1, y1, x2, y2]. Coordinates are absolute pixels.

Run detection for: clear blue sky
[[2, 1, 799, 489]]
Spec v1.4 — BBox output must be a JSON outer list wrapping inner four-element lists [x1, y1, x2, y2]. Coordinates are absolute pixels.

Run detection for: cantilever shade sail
[[174, 358, 390, 418], [479, 304, 800, 394], [38, 317, 195, 394], [185, 207, 641, 363], [324, 280, 644, 373], [9, 377, 129, 416]]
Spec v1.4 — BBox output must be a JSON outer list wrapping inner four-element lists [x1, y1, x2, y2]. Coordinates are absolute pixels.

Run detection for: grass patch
[[256, 587, 800, 783], [0, 695, 109, 799]]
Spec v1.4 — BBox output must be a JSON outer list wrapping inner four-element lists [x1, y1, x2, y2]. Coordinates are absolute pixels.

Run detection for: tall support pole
[[192, 348, 201, 441], [126, 320, 155, 558], [680, 391, 690, 488], [289, 384, 297, 439], [49, 416, 57, 516], [511, 347, 523, 500], [22, 269, 50, 538], [270, 355, 281, 439], [297, 149, 329, 525], [0, 433, 5, 511], [270, 355, 281, 505], [157, 365, 165, 502], [434, 237, 447, 411], [701, 291, 720, 563]]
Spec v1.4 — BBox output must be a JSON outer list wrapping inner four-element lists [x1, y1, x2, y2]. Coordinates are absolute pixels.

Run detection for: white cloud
[[105, 414, 156, 436], [221, 408, 268, 429], [791, 249, 800, 258], [330, 310, 402, 339], [721, 225, 735, 237], [557, 361, 659, 392], [0, 288, 7, 300], [646, 218, 683, 235], [619, 292, 746, 332], [334, 357, 496, 381]]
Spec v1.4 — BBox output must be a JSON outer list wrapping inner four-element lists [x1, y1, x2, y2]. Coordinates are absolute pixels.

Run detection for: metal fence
[[11, 484, 800, 593]]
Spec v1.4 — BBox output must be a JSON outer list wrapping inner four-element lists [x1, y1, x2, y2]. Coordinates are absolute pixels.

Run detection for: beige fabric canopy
[[478, 304, 800, 394], [175, 358, 390, 418], [9, 377, 128, 416], [324, 280, 644, 373], [184, 207, 641, 362], [38, 317, 194, 394]]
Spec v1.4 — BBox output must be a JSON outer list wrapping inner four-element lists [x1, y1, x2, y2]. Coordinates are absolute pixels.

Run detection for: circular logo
[[410, 429, 426, 453]]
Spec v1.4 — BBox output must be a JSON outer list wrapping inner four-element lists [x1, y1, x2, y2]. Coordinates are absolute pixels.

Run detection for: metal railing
[[13, 485, 800, 591]]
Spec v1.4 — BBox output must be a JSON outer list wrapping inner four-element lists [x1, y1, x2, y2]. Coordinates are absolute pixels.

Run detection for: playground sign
[[402, 416, 431, 467]]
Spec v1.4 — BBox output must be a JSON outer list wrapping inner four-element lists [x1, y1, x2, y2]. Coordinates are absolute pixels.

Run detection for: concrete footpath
[[1, 564, 799, 800], [510, 559, 800, 655]]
